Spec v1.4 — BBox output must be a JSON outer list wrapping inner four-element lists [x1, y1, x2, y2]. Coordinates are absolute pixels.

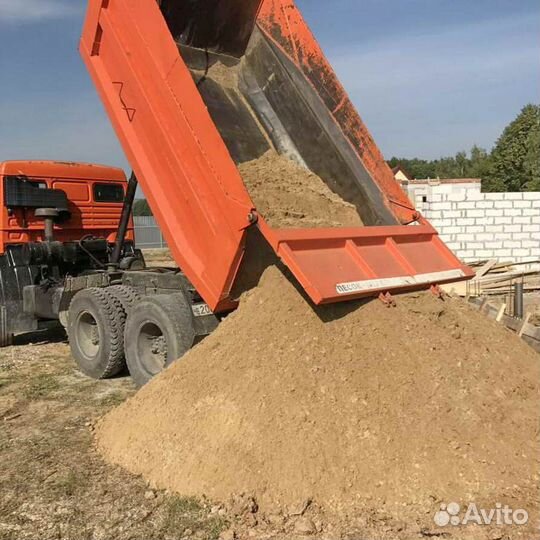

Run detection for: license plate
[[192, 303, 213, 317]]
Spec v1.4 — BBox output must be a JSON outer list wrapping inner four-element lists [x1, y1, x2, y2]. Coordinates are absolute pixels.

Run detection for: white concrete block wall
[[418, 192, 540, 263]]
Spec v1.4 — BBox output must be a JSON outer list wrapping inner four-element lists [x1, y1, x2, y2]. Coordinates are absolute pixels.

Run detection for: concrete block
[[476, 233, 495, 241], [440, 226, 462, 234], [514, 217, 532, 225], [504, 193, 526, 200], [514, 249, 532, 257], [460, 218, 475, 226], [521, 209, 537, 217], [486, 209, 504, 217], [460, 202, 477, 210], [484, 193, 505, 200], [514, 201, 532, 209], [468, 210, 485, 218], [432, 202, 452, 211], [493, 201, 513, 209], [466, 192, 484, 201], [425, 211, 442, 219], [475, 250, 495, 258], [503, 241, 521, 249], [512, 233, 530, 240], [476, 217, 494, 226], [504, 224, 521, 233], [522, 192, 540, 200], [522, 241, 539, 249], [493, 249, 513, 258], [522, 224, 540, 233], [504, 209, 521, 217], [532, 200, 540, 208], [445, 211, 462, 219], [476, 201, 494, 209], [532, 217, 540, 224], [485, 241, 503, 249], [466, 226, 484, 234], [467, 242, 484, 250], [448, 193, 466, 202]]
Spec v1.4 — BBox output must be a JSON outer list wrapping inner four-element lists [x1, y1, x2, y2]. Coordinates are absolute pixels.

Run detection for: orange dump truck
[[0, 1, 474, 387]]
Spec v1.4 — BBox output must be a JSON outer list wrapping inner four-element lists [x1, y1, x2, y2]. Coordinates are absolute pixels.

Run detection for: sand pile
[[96, 267, 540, 536], [239, 151, 363, 228]]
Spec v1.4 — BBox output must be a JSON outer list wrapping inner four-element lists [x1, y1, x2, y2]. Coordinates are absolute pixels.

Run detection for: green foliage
[[133, 198, 153, 216], [388, 144, 491, 182], [389, 104, 540, 192], [483, 104, 540, 192]]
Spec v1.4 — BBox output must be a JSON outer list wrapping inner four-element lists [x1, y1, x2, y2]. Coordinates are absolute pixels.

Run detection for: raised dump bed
[[80, 0, 473, 312]]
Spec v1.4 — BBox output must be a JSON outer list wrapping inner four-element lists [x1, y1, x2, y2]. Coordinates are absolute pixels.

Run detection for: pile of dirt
[[239, 151, 363, 228], [96, 266, 540, 537]]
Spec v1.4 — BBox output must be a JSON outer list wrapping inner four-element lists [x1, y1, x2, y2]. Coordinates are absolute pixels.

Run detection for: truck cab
[[0, 161, 137, 344]]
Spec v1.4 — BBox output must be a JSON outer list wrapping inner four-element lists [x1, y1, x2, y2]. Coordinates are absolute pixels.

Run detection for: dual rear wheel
[[67, 287, 197, 387]]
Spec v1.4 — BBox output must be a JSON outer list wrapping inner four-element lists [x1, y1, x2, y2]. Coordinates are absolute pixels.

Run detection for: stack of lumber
[[469, 296, 540, 354], [442, 259, 540, 297]]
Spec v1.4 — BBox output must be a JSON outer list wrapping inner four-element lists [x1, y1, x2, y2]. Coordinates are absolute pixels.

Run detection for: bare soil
[[96, 267, 540, 540], [0, 331, 230, 540]]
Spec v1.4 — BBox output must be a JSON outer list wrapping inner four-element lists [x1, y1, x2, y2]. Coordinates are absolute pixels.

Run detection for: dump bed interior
[[159, 0, 405, 227], [80, 0, 473, 312]]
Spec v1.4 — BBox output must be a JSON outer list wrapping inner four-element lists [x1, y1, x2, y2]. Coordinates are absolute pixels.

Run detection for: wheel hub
[[151, 335, 167, 357]]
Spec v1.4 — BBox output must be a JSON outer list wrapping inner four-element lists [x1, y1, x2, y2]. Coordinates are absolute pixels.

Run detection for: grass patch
[[164, 496, 228, 540], [23, 373, 61, 400], [0, 375, 14, 391], [98, 391, 128, 408], [49, 470, 86, 498]]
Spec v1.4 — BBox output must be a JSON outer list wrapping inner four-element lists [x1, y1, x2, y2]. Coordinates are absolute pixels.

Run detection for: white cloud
[[0, 0, 80, 23]]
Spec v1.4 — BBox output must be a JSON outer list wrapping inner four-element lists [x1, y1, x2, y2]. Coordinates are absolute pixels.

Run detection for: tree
[[483, 104, 540, 192], [388, 146, 491, 181], [133, 199, 153, 216], [523, 113, 540, 190], [388, 104, 539, 192]]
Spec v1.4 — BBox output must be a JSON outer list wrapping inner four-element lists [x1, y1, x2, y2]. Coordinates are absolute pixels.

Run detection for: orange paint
[[0, 161, 132, 255], [80, 0, 473, 311]]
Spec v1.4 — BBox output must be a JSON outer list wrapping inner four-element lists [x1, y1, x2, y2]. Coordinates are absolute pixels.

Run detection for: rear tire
[[67, 288, 126, 379], [124, 293, 196, 388], [0, 306, 13, 348], [107, 285, 141, 315]]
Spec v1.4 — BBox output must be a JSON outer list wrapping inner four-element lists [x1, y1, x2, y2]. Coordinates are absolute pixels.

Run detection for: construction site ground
[[0, 328, 472, 540], [0, 331, 232, 540]]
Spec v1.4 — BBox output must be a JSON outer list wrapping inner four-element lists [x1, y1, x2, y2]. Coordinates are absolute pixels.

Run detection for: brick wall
[[415, 190, 540, 262]]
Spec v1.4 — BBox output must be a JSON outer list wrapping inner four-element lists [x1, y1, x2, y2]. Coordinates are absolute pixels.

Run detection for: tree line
[[389, 104, 540, 192]]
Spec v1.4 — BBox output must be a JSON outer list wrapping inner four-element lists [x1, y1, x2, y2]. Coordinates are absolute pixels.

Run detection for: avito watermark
[[434, 502, 529, 527]]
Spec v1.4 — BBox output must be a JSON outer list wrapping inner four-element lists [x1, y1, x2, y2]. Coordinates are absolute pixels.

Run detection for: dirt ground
[[0, 329, 410, 540], [0, 330, 230, 540]]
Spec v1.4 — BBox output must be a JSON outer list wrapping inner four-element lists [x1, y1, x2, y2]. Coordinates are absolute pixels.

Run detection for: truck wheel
[[0, 306, 13, 348], [67, 288, 126, 379], [124, 294, 196, 388], [107, 285, 141, 315]]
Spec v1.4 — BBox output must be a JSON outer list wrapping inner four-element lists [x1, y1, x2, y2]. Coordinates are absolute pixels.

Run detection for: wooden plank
[[475, 259, 498, 279], [519, 314, 532, 337], [496, 304, 506, 322]]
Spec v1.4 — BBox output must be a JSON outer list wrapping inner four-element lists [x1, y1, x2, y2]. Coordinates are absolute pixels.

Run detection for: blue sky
[[0, 0, 538, 175]]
